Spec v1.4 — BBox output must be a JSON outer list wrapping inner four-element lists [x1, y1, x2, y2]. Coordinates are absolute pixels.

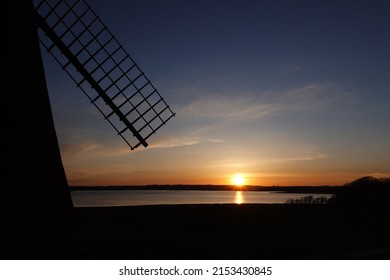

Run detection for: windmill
[[3, 0, 175, 258]]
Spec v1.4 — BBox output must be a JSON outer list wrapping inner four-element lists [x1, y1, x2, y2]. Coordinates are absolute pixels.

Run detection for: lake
[[70, 190, 332, 207]]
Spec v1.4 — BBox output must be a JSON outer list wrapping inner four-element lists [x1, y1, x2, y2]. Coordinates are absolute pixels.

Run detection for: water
[[71, 190, 332, 207]]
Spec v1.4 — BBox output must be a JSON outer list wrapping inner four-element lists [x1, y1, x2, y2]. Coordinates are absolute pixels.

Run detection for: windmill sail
[[35, 0, 175, 150]]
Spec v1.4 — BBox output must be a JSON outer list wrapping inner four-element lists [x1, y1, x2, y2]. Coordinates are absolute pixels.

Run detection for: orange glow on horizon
[[66, 167, 381, 187]]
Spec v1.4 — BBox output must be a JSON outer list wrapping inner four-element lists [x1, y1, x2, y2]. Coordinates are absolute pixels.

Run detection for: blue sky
[[41, 0, 390, 186]]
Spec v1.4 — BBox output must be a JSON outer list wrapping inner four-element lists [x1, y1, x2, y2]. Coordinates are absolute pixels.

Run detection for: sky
[[40, 0, 390, 186]]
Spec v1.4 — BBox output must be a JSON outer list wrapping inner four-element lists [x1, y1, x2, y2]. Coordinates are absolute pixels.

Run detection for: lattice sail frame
[[35, 0, 175, 150]]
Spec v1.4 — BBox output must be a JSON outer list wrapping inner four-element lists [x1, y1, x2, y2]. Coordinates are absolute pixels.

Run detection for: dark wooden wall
[[1, 0, 74, 259]]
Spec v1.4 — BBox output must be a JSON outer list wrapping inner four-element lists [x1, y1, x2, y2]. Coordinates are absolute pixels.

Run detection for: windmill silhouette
[[3, 0, 175, 258]]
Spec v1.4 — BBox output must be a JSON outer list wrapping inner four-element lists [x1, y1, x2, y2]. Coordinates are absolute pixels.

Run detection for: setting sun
[[232, 174, 245, 186]]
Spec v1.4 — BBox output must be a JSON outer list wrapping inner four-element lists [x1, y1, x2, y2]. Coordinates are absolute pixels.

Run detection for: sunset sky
[[41, 0, 390, 186]]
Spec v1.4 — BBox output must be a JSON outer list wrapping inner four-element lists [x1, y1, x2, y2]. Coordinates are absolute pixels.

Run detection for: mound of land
[[53, 203, 390, 259]]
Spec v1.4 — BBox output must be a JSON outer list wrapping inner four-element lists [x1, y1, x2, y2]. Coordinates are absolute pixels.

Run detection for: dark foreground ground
[[53, 204, 390, 259]]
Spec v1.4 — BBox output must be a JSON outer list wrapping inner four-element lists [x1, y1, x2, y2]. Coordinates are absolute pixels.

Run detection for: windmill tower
[[2, 0, 175, 258]]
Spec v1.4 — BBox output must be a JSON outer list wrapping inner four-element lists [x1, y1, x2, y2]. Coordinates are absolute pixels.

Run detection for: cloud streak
[[61, 140, 101, 160], [149, 136, 201, 148], [149, 134, 227, 149], [179, 84, 353, 121]]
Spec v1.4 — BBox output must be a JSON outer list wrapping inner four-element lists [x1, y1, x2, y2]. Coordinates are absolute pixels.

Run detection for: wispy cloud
[[149, 135, 201, 148], [278, 84, 345, 109], [209, 147, 329, 169], [60, 134, 133, 160], [267, 151, 329, 163], [180, 95, 278, 121], [149, 134, 226, 149], [179, 84, 353, 121], [61, 140, 101, 160]]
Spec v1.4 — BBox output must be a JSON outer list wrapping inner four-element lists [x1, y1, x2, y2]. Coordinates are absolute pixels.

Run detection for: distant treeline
[[70, 184, 340, 194], [286, 176, 390, 207]]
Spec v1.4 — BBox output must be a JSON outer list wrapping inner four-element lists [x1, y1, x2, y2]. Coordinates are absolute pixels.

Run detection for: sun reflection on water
[[235, 191, 244, 204]]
